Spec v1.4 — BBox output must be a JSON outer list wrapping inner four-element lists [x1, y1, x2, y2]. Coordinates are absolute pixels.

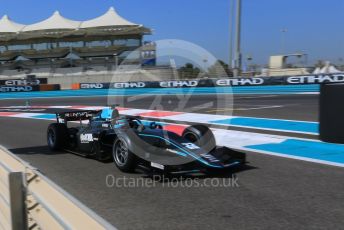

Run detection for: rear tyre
[[112, 137, 137, 172], [47, 123, 68, 151], [182, 125, 216, 152]]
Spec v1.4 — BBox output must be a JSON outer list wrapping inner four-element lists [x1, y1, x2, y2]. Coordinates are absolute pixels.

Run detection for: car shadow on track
[[9, 146, 257, 180], [140, 164, 257, 182], [9, 146, 68, 156]]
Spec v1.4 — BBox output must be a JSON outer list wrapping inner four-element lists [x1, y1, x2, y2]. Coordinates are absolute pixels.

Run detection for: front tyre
[[182, 125, 216, 152], [47, 123, 68, 151], [112, 137, 137, 172]]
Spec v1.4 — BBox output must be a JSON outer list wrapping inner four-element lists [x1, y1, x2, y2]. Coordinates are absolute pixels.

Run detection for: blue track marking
[[211, 117, 318, 134], [0, 84, 320, 100], [246, 139, 344, 165]]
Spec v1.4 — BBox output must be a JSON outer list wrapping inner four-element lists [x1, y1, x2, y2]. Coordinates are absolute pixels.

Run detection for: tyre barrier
[[0, 146, 116, 230], [319, 83, 344, 143]]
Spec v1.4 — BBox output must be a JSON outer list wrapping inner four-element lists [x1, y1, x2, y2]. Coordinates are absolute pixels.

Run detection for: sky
[[0, 0, 343, 66]]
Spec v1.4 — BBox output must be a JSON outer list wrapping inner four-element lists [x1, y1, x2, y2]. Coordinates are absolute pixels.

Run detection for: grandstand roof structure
[[0, 15, 25, 33], [0, 7, 151, 42], [80, 7, 137, 28], [22, 11, 81, 32]]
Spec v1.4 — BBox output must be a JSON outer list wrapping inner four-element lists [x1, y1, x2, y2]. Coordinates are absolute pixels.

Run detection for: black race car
[[47, 107, 246, 174]]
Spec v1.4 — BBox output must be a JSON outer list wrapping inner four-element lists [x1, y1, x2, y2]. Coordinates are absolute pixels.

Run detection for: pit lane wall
[[0, 146, 116, 230], [73, 73, 344, 89], [1, 73, 344, 92], [319, 83, 344, 144]]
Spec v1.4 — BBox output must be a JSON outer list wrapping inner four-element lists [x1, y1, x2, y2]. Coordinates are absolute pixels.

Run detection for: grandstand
[[0, 7, 157, 81]]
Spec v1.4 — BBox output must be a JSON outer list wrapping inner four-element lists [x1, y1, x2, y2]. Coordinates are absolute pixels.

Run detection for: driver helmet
[[100, 107, 113, 120]]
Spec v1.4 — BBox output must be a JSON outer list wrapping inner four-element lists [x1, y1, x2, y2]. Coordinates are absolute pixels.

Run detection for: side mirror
[[112, 109, 119, 119], [111, 109, 120, 125], [150, 122, 157, 129]]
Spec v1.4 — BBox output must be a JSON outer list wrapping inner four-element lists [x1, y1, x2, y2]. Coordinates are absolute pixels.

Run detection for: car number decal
[[80, 134, 93, 143], [182, 143, 200, 150], [200, 153, 220, 163]]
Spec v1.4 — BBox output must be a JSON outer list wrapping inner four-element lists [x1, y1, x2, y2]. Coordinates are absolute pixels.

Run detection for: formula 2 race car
[[47, 107, 246, 174]]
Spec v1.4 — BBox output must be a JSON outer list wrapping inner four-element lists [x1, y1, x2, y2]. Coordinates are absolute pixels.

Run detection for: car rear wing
[[56, 110, 101, 123]]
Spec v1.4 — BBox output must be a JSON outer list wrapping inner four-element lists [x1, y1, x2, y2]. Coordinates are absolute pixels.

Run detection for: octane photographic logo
[[107, 39, 233, 166]]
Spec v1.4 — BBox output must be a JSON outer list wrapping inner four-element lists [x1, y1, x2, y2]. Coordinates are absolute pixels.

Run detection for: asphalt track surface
[[1, 94, 344, 230]]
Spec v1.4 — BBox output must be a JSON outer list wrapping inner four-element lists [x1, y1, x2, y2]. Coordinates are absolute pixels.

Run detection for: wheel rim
[[184, 132, 199, 144], [48, 130, 55, 146], [114, 139, 129, 167]]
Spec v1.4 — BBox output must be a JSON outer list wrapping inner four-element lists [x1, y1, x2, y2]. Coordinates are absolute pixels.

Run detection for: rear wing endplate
[[56, 110, 101, 122]]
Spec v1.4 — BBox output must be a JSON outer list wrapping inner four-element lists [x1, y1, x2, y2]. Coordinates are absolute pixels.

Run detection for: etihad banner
[[286, 74, 344, 84], [80, 82, 151, 89], [0, 84, 60, 93], [80, 81, 201, 89], [78, 74, 344, 89], [0, 85, 39, 93], [0, 78, 48, 86]]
